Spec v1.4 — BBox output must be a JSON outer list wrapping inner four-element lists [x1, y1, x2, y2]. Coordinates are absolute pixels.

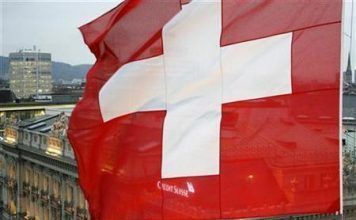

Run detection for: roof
[[45, 106, 73, 116], [0, 104, 75, 113], [19, 114, 64, 134]]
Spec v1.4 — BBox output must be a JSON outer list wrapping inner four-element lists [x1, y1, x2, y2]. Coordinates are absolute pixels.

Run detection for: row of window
[[0, 157, 88, 219], [23, 132, 74, 158], [9, 57, 51, 62]]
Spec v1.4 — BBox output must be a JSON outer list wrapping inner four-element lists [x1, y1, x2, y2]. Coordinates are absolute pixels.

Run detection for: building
[[0, 111, 89, 220], [1, 107, 356, 220], [344, 53, 353, 85], [51, 81, 85, 104], [9, 47, 53, 99], [0, 104, 76, 131], [343, 118, 356, 220], [0, 89, 17, 104]]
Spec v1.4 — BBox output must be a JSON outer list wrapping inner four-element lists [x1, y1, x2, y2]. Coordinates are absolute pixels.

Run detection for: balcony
[[50, 194, 61, 208], [76, 207, 88, 220], [23, 215, 36, 220], [40, 190, 49, 206], [64, 201, 74, 214], [22, 182, 30, 196], [4, 176, 17, 189], [18, 211, 35, 220], [30, 186, 39, 201]]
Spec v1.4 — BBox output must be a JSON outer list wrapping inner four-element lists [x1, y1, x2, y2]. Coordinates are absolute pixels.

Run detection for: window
[[34, 134, 38, 143], [65, 184, 73, 203], [52, 179, 60, 199], [42, 176, 49, 192], [42, 137, 47, 145], [77, 189, 85, 209], [24, 168, 31, 183], [7, 163, 16, 179], [34, 171, 39, 188]]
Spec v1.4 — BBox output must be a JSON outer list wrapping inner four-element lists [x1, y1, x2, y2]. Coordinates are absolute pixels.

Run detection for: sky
[[0, 0, 355, 69], [344, 0, 356, 73], [0, 0, 119, 65]]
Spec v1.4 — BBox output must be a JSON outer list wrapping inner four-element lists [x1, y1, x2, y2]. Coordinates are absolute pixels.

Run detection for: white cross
[[99, 0, 292, 178]]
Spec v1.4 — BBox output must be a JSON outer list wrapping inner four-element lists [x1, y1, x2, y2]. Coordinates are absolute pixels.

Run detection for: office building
[[9, 47, 53, 99]]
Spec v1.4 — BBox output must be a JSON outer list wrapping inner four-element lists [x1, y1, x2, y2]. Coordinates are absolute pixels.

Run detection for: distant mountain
[[52, 61, 91, 82], [0, 56, 91, 81]]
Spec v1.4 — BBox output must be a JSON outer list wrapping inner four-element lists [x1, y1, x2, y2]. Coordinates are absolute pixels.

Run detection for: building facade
[[0, 113, 89, 220], [9, 48, 53, 99], [1, 109, 356, 219]]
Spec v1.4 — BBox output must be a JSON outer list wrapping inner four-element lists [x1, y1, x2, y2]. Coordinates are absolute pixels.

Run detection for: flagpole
[[351, 0, 353, 55], [340, 0, 347, 215], [351, 0, 354, 82]]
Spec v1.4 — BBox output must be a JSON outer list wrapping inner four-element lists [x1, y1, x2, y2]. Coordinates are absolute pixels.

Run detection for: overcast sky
[[344, 0, 356, 72], [0, 0, 355, 70], [0, 0, 119, 65]]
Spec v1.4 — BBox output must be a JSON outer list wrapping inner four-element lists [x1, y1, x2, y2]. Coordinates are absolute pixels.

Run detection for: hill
[[52, 61, 91, 81]]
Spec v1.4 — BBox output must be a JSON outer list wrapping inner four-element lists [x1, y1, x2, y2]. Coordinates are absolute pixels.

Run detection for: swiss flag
[[68, 0, 342, 219]]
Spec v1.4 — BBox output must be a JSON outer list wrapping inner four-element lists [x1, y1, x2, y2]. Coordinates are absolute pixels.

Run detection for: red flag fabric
[[68, 1, 342, 219]]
